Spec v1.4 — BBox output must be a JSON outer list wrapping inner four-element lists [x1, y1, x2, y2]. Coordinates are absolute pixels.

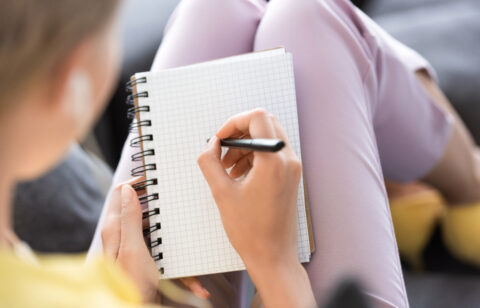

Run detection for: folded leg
[[254, 0, 412, 306], [151, 0, 266, 70]]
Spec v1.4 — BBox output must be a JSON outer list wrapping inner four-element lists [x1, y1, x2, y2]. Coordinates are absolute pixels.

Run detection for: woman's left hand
[[101, 177, 210, 303], [101, 178, 160, 303]]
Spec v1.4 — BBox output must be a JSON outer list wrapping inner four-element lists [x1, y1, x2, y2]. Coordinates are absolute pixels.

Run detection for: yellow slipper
[[389, 188, 446, 270], [442, 201, 480, 267]]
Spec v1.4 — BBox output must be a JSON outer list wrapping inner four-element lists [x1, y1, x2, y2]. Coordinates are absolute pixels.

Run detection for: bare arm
[[417, 70, 480, 205]]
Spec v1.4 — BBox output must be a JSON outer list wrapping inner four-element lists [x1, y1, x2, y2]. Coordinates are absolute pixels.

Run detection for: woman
[[0, 0, 314, 307], [103, 0, 480, 307], [0, 0, 478, 308]]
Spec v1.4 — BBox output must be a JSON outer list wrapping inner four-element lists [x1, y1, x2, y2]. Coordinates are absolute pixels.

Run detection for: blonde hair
[[0, 0, 119, 110]]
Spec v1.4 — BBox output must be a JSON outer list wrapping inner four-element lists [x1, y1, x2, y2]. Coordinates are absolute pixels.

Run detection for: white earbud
[[63, 69, 94, 138], [65, 69, 92, 120]]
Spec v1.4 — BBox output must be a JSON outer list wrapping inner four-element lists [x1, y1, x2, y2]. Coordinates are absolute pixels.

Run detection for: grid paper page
[[135, 52, 310, 279]]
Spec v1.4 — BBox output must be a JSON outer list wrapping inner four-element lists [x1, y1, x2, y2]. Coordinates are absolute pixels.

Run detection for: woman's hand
[[101, 178, 210, 303], [101, 178, 159, 303], [198, 109, 301, 267], [197, 109, 315, 307]]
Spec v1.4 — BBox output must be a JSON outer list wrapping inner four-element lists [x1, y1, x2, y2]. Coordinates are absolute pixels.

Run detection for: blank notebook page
[[135, 50, 311, 279]]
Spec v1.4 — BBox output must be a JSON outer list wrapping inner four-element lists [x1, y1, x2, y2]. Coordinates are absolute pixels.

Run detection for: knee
[[175, 0, 264, 22], [164, 0, 265, 44], [254, 0, 341, 52], [255, 0, 367, 84]]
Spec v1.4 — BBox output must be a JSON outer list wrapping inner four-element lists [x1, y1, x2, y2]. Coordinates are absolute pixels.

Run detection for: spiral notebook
[[127, 48, 314, 279]]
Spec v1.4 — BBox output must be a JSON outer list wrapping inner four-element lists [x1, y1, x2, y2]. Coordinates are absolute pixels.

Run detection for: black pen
[[207, 138, 285, 152]]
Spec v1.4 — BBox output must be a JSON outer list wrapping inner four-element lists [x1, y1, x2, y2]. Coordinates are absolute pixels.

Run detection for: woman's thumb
[[120, 184, 145, 248]]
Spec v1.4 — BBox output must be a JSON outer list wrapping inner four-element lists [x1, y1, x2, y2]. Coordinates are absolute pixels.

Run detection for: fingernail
[[207, 136, 216, 148]]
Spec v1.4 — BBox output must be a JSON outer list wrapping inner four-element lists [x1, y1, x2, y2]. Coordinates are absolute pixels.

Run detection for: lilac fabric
[[102, 0, 453, 306]]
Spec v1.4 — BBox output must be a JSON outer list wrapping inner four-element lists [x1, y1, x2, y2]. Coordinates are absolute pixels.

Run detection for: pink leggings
[[109, 0, 452, 306]]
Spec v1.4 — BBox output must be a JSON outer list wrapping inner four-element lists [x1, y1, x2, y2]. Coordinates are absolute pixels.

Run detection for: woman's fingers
[[197, 136, 234, 198], [115, 184, 161, 303], [127, 175, 146, 185], [229, 153, 254, 178], [222, 148, 251, 168], [102, 176, 147, 258], [120, 185, 146, 250], [268, 114, 288, 145], [102, 214, 121, 259], [216, 109, 278, 173], [269, 114, 297, 158], [179, 277, 210, 299], [128, 175, 147, 196], [216, 109, 276, 140]]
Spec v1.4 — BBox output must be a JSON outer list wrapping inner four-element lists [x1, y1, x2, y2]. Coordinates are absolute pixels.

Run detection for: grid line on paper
[[135, 51, 311, 279]]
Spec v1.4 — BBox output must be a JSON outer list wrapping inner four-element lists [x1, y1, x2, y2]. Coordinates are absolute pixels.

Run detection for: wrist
[[245, 257, 315, 308], [244, 252, 299, 277]]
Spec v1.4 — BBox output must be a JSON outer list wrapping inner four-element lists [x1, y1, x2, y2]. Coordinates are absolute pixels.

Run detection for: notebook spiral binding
[[126, 76, 164, 274]]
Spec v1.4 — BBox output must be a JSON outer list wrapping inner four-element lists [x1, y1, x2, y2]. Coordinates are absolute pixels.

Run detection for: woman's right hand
[[198, 109, 301, 268], [197, 109, 315, 307]]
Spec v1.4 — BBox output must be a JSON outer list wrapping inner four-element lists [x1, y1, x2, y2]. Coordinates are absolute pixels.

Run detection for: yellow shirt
[[0, 248, 144, 308]]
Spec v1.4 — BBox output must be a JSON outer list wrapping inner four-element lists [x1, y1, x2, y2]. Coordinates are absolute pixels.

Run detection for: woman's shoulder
[[0, 250, 142, 308]]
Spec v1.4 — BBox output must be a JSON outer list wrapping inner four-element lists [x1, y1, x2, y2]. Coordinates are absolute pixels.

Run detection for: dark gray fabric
[[405, 273, 480, 308], [364, 0, 452, 17], [13, 145, 108, 253], [366, 0, 480, 143]]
